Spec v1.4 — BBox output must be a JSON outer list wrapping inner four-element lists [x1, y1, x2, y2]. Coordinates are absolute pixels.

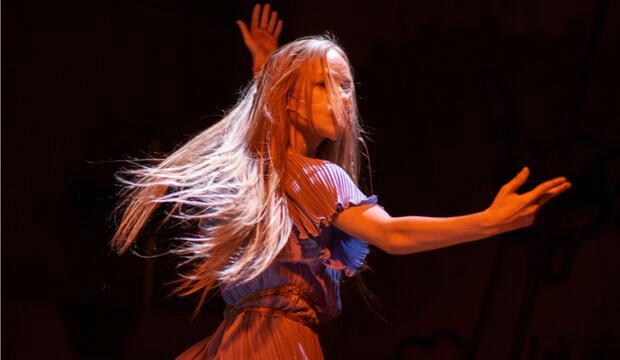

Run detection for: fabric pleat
[[176, 312, 324, 360], [176, 150, 382, 359], [284, 150, 382, 277]]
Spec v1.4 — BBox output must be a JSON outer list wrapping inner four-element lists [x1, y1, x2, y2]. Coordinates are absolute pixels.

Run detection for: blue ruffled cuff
[[298, 195, 380, 277]]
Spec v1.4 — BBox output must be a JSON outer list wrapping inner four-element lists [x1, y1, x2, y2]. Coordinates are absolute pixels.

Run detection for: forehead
[[314, 49, 351, 78]]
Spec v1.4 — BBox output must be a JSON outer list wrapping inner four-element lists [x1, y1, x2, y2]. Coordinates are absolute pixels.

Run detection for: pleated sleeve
[[285, 153, 383, 277]]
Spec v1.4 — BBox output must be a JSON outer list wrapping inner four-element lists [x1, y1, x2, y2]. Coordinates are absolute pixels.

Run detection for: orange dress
[[176, 151, 382, 359]]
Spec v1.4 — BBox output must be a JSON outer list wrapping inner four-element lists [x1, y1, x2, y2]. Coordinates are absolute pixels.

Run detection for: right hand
[[236, 4, 284, 73], [484, 167, 571, 233]]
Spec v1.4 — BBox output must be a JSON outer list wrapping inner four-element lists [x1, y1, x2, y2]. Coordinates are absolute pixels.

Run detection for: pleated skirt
[[176, 310, 324, 359]]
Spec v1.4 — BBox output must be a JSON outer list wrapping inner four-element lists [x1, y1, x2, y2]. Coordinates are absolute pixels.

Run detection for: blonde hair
[[111, 35, 372, 313]]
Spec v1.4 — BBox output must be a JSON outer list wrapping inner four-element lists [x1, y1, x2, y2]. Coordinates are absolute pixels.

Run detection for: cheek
[[310, 90, 331, 115], [309, 93, 337, 130]]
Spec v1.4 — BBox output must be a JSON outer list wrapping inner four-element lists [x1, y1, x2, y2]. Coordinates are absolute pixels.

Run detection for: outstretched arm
[[237, 3, 283, 75], [332, 167, 572, 255]]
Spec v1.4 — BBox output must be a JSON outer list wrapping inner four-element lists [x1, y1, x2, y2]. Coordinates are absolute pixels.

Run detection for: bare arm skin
[[333, 167, 572, 255]]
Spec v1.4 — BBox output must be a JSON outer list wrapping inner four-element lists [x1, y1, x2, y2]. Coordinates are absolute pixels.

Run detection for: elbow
[[382, 219, 415, 255], [383, 218, 424, 255], [383, 239, 408, 256], [383, 243, 400, 256], [384, 238, 409, 255]]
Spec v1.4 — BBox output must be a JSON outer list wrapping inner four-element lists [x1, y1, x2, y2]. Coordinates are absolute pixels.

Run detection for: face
[[287, 49, 354, 143]]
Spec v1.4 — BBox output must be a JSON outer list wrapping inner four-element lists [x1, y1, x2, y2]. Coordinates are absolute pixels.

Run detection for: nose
[[327, 93, 351, 116], [340, 88, 352, 107]]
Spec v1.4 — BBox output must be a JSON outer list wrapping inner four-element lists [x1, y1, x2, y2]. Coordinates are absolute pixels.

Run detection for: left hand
[[236, 3, 283, 74], [485, 167, 572, 233]]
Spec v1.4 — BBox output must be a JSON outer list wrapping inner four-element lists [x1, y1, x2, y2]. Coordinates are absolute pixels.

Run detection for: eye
[[314, 81, 326, 88], [340, 81, 353, 90]]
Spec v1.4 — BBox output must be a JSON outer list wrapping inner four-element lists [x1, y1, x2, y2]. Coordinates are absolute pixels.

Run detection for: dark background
[[3, 0, 619, 359]]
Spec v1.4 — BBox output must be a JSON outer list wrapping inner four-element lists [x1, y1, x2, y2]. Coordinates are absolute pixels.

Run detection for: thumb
[[504, 166, 530, 194], [236, 20, 255, 49]]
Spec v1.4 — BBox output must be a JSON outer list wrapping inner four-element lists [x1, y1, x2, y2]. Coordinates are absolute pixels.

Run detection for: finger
[[267, 11, 278, 33], [260, 3, 271, 29], [526, 177, 568, 203], [536, 182, 571, 206], [535, 193, 554, 207], [236, 21, 255, 49], [273, 20, 283, 39], [251, 4, 260, 30], [503, 167, 530, 194]]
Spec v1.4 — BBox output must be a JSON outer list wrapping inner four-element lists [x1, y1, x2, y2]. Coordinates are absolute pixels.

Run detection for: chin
[[315, 122, 339, 142], [322, 132, 338, 142], [322, 126, 339, 142]]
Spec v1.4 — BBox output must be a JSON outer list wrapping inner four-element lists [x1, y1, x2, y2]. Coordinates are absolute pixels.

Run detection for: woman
[[111, 4, 571, 359]]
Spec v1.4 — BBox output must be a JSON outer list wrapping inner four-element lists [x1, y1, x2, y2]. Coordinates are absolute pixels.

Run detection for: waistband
[[224, 284, 324, 328]]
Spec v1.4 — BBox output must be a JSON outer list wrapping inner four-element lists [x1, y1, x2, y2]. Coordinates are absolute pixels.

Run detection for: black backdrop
[[3, 0, 619, 359]]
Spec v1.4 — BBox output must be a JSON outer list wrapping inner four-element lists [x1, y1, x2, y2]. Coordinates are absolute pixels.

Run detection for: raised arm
[[332, 167, 571, 255], [236, 3, 283, 75]]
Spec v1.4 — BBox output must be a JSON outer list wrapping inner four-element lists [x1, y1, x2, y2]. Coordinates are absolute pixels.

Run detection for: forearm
[[386, 210, 500, 255]]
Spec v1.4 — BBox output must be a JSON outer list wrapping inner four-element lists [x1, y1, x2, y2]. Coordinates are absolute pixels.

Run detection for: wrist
[[252, 59, 265, 74], [479, 209, 502, 237]]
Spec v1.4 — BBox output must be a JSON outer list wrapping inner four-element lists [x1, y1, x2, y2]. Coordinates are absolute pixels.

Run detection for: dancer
[[111, 4, 571, 359]]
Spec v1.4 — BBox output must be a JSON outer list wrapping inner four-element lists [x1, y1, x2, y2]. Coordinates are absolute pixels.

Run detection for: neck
[[288, 124, 322, 158]]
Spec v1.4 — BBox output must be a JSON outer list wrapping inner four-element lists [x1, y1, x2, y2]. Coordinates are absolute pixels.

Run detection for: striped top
[[284, 149, 381, 276], [220, 149, 382, 322]]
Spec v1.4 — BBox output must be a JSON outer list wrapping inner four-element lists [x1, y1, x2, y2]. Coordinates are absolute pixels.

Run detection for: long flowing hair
[[111, 35, 373, 313]]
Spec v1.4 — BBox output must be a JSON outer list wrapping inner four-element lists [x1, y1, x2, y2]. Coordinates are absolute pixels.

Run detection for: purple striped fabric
[[177, 150, 382, 359], [284, 149, 382, 277]]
